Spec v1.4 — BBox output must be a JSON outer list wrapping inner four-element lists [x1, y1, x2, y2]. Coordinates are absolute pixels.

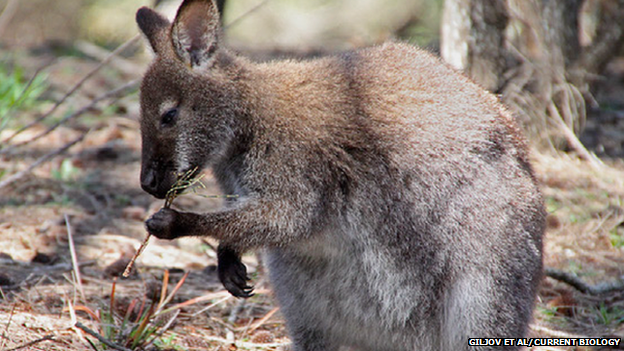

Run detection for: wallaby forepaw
[[224, 278, 254, 298], [146, 208, 179, 240], [220, 259, 254, 298]]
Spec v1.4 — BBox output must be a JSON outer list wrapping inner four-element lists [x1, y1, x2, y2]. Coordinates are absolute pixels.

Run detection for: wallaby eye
[[161, 108, 178, 127]]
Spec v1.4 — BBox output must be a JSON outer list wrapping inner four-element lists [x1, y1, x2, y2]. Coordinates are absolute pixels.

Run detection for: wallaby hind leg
[[288, 327, 339, 351], [277, 288, 339, 351], [443, 277, 535, 351], [267, 251, 340, 351]]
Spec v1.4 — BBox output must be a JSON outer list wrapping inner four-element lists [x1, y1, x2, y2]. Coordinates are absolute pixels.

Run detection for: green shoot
[[74, 270, 190, 350], [164, 168, 206, 209], [0, 63, 48, 134]]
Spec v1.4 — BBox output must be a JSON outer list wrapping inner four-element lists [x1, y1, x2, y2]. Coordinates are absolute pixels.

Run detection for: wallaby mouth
[[140, 162, 203, 200], [166, 167, 202, 198], [140, 166, 177, 199]]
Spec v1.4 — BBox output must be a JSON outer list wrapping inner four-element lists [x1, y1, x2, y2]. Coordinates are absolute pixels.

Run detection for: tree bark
[[441, 0, 624, 150], [539, 0, 583, 67], [441, 0, 509, 92], [574, 0, 624, 82]]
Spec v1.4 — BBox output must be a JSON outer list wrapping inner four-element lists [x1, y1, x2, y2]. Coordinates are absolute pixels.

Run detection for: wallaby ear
[[171, 0, 221, 69], [136, 7, 171, 55]]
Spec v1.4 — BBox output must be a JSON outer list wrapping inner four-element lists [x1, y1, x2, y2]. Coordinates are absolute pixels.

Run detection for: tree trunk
[[539, 0, 583, 67], [574, 0, 624, 84], [441, 0, 508, 92], [441, 0, 624, 157]]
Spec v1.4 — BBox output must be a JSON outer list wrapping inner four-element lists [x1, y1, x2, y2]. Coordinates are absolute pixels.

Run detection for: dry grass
[[531, 151, 624, 340]]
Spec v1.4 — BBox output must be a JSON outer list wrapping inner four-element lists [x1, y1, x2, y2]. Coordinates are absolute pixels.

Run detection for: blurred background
[[0, 0, 441, 50]]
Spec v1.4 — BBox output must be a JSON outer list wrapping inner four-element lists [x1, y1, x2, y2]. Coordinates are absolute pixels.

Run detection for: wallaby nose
[[140, 168, 160, 197]]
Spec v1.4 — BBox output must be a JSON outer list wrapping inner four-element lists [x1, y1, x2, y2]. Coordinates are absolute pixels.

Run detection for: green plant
[[153, 333, 186, 350], [0, 63, 48, 133], [566, 260, 583, 275], [544, 196, 562, 214], [535, 305, 569, 327], [594, 302, 624, 326], [609, 225, 624, 248], [74, 270, 189, 350], [51, 158, 81, 182], [538, 305, 559, 317], [114, 194, 132, 207]]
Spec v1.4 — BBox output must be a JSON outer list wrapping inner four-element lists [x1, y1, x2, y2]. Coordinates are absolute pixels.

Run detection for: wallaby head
[[137, 0, 237, 199]]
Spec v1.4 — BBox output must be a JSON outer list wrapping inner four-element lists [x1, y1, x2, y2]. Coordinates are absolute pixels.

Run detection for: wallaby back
[[137, 1, 545, 350]]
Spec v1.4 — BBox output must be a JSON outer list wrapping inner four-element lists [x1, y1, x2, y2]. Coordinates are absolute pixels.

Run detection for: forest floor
[[0, 41, 623, 351]]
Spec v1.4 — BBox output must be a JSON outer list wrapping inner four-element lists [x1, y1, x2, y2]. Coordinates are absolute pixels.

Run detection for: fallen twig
[[544, 267, 624, 295], [547, 102, 602, 170], [169, 289, 270, 314], [65, 214, 85, 301], [199, 332, 291, 349], [3, 334, 55, 351], [0, 132, 86, 190], [0, 303, 16, 350], [192, 295, 232, 317], [248, 307, 279, 333], [228, 298, 247, 324], [74, 40, 142, 77]]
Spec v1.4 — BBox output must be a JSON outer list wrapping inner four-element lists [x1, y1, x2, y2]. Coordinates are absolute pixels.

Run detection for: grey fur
[[136, 0, 545, 350]]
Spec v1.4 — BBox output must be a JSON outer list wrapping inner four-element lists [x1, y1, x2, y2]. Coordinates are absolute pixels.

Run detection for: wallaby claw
[[218, 246, 254, 298], [221, 259, 254, 298]]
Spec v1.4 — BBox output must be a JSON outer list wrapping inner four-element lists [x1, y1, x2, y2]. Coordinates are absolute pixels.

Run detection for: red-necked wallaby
[[137, 0, 544, 349]]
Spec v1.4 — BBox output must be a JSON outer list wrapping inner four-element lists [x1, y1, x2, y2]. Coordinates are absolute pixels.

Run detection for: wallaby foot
[[289, 328, 339, 351]]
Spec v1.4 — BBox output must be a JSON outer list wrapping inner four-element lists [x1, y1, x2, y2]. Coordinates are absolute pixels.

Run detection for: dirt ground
[[0, 39, 624, 351]]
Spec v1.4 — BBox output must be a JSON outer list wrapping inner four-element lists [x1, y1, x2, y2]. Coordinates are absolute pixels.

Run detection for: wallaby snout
[[139, 130, 180, 200], [140, 164, 170, 199], [139, 166, 158, 197]]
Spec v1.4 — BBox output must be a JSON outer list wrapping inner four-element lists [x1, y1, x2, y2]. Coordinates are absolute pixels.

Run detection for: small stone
[[0, 273, 13, 286], [32, 252, 57, 265], [0, 252, 14, 262]]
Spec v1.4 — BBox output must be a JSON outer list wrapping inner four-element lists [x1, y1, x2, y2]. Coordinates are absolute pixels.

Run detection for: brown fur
[[137, 1, 545, 350]]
